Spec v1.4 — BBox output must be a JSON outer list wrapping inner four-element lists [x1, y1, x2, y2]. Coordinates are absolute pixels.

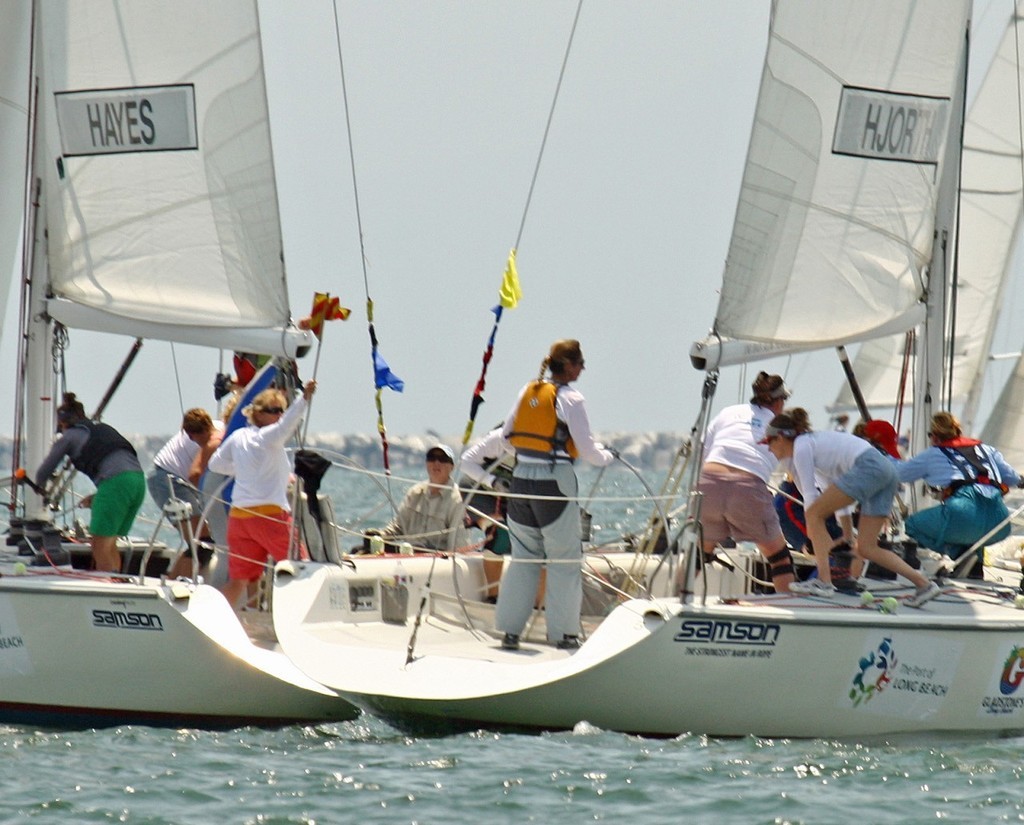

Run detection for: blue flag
[[373, 350, 404, 392]]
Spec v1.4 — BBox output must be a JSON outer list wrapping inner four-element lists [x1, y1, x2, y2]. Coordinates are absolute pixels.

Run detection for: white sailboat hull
[[274, 561, 1024, 737], [0, 571, 356, 728]]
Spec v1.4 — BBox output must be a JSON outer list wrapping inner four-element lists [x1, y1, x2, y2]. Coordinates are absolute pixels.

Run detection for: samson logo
[[55, 84, 197, 157], [91, 609, 164, 631], [833, 86, 950, 164], [674, 619, 780, 646]]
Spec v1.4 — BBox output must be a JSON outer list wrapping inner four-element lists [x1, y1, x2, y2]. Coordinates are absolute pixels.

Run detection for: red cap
[[864, 419, 900, 458]]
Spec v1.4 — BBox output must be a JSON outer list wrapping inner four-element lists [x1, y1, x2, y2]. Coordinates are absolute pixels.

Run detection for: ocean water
[[6, 459, 1024, 823], [5, 720, 1024, 823]]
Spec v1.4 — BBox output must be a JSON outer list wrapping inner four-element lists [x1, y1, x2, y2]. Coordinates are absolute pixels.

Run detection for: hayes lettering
[[86, 99, 155, 148]]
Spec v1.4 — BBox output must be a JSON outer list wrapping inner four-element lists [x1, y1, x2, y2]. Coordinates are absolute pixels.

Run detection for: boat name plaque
[[55, 85, 198, 157], [833, 86, 949, 165]]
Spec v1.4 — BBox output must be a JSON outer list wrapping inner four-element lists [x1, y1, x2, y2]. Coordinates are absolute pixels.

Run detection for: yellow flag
[[497, 249, 522, 309]]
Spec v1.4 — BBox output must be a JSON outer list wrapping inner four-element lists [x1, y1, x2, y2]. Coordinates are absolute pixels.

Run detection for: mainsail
[[691, 0, 969, 371], [0, 2, 31, 330], [31, 0, 311, 356], [831, 2, 1024, 425]]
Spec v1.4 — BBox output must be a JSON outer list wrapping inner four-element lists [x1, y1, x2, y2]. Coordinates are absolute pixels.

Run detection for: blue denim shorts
[[834, 449, 898, 517]]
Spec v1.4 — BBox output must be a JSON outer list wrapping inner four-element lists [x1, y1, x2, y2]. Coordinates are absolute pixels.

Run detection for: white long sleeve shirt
[[207, 397, 306, 510]]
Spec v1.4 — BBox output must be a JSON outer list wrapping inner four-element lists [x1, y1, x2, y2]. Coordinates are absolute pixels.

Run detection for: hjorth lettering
[[862, 103, 931, 158]]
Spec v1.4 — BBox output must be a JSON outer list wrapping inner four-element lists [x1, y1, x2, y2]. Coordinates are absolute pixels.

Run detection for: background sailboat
[[831, 1, 1024, 444]]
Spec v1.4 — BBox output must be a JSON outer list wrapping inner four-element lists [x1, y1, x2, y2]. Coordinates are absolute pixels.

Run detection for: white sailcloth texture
[[833, 2, 1024, 422], [34, 1, 309, 354], [0, 2, 31, 331], [711, 0, 968, 351], [983, 355, 1024, 468]]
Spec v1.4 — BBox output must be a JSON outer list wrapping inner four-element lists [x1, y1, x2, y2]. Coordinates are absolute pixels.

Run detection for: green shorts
[[90, 471, 146, 537]]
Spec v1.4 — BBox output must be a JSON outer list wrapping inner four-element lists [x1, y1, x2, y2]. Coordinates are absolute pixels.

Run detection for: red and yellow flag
[[305, 292, 351, 339]]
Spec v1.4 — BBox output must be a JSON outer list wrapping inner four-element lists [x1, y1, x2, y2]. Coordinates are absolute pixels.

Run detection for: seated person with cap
[[367, 444, 470, 553]]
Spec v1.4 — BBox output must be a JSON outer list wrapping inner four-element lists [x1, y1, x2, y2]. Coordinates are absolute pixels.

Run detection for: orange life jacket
[[507, 381, 578, 460]]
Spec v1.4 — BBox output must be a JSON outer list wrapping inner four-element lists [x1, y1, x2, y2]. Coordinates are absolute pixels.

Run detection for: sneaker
[[556, 635, 580, 650], [500, 633, 520, 650], [789, 579, 837, 597], [833, 577, 864, 594], [906, 581, 941, 608]]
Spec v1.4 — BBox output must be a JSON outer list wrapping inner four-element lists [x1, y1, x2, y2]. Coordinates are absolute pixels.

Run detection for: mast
[[17, 0, 52, 515], [913, 15, 971, 457]]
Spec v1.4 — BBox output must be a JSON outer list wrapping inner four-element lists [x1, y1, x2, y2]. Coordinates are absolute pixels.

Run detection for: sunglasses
[[259, 406, 285, 415], [426, 453, 452, 463]]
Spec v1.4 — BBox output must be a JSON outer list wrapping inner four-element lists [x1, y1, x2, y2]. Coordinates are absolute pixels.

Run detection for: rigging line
[[513, 0, 584, 249], [331, 2, 399, 485], [331, 1, 370, 297], [170, 343, 184, 417], [461, 3, 581, 445]]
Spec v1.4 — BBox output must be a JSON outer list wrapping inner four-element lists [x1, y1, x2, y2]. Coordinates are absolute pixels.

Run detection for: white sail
[[0, 2, 31, 330], [982, 352, 1024, 466], [33, 0, 311, 356], [693, 0, 968, 370], [832, 2, 1024, 423]]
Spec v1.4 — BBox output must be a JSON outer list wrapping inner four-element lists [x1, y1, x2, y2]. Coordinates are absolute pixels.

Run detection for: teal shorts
[[90, 471, 146, 537]]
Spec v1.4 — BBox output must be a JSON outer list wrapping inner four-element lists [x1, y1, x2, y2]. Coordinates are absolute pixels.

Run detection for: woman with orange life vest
[[897, 411, 1021, 566], [496, 339, 615, 651]]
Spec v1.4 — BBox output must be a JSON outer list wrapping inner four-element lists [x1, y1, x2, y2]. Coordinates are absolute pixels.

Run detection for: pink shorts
[[226, 508, 292, 582], [698, 465, 783, 546]]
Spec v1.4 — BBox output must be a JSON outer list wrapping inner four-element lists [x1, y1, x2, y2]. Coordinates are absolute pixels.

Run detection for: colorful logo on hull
[[999, 646, 1024, 696], [850, 636, 897, 707]]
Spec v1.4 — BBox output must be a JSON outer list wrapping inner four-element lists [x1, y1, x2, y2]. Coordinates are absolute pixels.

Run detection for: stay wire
[[512, 0, 583, 249], [331, 1, 396, 491], [462, 0, 584, 445]]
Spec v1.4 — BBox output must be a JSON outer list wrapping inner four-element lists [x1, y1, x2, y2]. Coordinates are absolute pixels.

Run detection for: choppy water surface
[[3, 719, 1024, 824]]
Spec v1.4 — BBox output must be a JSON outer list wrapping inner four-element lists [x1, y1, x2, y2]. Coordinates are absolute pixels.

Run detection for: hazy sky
[[2, 0, 1019, 442]]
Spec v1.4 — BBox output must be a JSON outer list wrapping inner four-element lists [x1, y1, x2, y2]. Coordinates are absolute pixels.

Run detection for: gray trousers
[[495, 461, 582, 641]]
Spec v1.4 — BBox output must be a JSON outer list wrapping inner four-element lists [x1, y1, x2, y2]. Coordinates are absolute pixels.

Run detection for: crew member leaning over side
[[35, 392, 146, 573], [495, 338, 614, 652]]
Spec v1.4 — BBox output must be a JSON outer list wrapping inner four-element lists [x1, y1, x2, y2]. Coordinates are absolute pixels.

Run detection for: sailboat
[[268, 0, 1024, 738], [0, 0, 361, 728]]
